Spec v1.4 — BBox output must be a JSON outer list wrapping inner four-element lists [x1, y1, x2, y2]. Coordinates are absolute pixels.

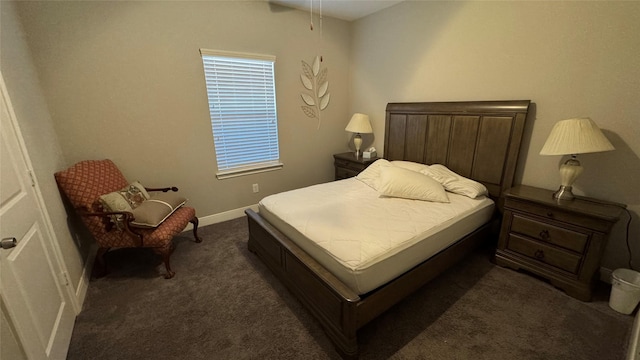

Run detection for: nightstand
[[333, 152, 378, 180], [495, 185, 625, 301]]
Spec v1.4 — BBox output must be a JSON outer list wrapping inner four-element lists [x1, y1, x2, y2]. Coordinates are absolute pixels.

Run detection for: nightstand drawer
[[334, 158, 366, 172], [511, 215, 588, 253], [497, 185, 625, 301], [333, 152, 378, 181], [335, 167, 359, 179], [505, 198, 610, 233], [507, 234, 582, 274]]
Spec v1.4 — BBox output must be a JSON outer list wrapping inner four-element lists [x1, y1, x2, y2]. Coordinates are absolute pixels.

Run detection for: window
[[200, 49, 282, 179]]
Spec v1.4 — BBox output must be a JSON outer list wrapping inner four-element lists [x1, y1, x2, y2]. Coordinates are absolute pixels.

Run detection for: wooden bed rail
[[246, 100, 531, 358], [247, 208, 496, 358], [246, 209, 360, 357]]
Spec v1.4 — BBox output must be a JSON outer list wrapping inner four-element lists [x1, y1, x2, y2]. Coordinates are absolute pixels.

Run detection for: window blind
[[200, 49, 281, 178]]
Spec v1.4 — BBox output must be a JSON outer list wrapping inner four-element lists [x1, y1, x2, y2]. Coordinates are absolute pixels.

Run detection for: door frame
[[0, 71, 80, 314]]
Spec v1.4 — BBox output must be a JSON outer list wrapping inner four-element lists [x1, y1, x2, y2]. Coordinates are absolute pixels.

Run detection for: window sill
[[216, 162, 283, 180]]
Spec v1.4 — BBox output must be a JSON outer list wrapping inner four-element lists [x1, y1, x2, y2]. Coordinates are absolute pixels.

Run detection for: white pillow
[[378, 166, 449, 202], [420, 164, 488, 198], [390, 160, 430, 173], [356, 159, 392, 191]]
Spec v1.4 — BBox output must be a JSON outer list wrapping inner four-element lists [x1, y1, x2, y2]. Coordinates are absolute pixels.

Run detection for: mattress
[[258, 178, 495, 295]]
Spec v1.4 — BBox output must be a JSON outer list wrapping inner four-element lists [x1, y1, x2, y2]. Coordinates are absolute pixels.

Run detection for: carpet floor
[[67, 217, 633, 359]]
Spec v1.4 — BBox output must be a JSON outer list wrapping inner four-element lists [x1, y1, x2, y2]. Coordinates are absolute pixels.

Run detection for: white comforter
[[259, 178, 494, 294]]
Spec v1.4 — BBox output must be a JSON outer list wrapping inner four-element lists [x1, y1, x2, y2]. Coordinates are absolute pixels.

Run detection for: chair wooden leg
[[154, 245, 175, 279], [191, 216, 202, 243], [93, 247, 110, 278]]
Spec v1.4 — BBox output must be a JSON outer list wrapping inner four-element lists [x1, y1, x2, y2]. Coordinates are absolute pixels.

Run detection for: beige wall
[[1, 1, 86, 298], [15, 1, 352, 221], [350, 1, 640, 270], [7, 0, 639, 291], [6, 0, 349, 306]]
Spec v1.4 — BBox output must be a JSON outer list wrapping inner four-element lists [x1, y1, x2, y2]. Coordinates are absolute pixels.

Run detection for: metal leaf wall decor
[[300, 56, 330, 129]]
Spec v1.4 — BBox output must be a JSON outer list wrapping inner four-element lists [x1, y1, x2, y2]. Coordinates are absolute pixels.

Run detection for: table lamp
[[345, 113, 373, 157], [539, 117, 615, 200]]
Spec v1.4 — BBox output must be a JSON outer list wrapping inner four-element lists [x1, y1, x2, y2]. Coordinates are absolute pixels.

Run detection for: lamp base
[[553, 185, 574, 200], [353, 134, 362, 158], [552, 156, 582, 201]]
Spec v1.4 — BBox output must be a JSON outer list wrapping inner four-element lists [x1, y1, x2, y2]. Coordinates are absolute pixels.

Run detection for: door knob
[[1, 237, 17, 249]]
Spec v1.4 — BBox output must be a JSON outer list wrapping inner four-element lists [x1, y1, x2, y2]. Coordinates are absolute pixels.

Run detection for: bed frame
[[245, 100, 531, 358]]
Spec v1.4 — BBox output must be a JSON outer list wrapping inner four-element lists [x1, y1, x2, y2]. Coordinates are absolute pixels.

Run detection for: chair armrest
[[145, 186, 178, 193], [77, 209, 143, 246]]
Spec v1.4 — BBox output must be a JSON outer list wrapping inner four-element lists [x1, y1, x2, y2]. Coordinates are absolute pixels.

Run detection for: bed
[[245, 100, 531, 358]]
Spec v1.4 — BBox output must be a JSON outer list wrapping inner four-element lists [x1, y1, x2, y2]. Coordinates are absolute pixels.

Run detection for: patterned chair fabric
[[55, 159, 201, 279]]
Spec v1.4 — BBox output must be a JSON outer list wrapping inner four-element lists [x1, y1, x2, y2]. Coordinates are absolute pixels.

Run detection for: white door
[[0, 73, 75, 359], [1, 305, 27, 360]]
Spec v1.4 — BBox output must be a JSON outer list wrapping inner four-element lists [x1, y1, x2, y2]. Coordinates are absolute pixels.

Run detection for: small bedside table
[[333, 152, 379, 180], [495, 185, 625, 301]]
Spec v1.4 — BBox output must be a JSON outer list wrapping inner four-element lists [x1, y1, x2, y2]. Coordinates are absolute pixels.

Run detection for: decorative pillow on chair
[[99, 181, 149, 211], [378, 166, 449, 202], [99, 181, 150, 228], [130, 192, 187, 228]]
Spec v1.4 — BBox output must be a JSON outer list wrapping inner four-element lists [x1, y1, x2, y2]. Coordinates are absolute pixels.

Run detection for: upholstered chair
[[55, 159, 201, 279]]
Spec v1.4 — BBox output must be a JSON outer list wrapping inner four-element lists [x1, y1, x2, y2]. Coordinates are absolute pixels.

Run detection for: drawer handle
[[539, 230, 550, 241], [546, 212, 554, 218], [534, 250, 545, 260]]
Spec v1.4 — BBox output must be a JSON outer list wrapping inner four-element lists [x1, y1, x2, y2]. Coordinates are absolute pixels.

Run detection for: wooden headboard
[[384, 100, 531, 200]]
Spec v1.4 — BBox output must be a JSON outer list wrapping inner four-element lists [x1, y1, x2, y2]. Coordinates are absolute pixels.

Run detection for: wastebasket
[[610, 268, 640, 315]]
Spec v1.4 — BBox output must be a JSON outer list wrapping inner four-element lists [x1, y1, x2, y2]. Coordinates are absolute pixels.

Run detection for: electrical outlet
[[252, 183, 259, 193]]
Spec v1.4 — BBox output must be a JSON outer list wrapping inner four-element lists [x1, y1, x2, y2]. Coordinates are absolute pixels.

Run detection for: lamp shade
[[539, 117, 614, 156], [345, 113, 373, 134]]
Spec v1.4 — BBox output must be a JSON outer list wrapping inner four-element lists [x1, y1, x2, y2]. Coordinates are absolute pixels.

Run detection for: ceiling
[[269, 0, 405, 21]]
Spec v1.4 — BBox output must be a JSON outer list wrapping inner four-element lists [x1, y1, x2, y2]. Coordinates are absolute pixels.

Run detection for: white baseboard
[[183, 204, 259, 231], [73, 245, 97, 314]]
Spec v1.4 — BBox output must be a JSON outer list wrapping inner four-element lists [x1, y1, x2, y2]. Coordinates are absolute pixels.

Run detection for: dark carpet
[[67, 217, 633, 359]]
